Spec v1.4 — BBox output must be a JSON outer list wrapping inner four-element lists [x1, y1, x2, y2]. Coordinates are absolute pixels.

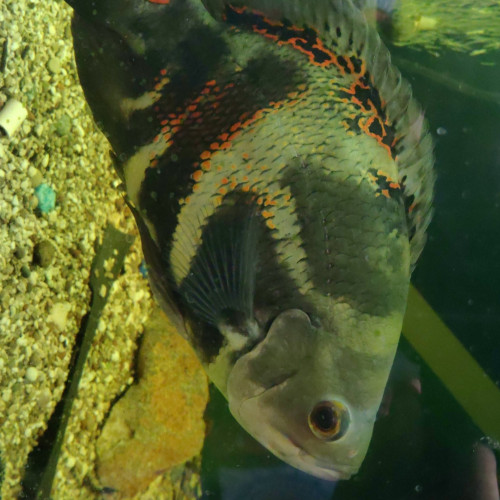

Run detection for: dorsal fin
[[203, 0, 435, 267]]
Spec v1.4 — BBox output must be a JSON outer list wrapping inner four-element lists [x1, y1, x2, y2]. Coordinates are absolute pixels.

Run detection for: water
[[0, 0, 499, 498]]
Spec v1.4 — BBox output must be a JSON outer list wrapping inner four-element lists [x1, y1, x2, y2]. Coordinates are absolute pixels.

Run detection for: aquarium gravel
[[0, 0, 204, 498]]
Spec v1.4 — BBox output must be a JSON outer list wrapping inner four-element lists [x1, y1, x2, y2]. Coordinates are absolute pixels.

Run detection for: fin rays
[[178, 200, 259, 325]]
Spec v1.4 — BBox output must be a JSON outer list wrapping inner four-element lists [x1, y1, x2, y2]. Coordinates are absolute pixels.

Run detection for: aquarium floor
[[0, 0, 203, 498]]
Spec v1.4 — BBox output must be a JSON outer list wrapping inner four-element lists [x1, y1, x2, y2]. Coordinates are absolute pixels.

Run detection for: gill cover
[[227, 310, 375, 480]]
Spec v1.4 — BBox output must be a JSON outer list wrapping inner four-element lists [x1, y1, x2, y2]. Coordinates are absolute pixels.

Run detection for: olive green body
[[69, 0, 433, 480]]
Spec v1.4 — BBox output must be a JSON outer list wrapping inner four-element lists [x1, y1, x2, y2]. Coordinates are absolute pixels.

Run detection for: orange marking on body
[[192, 111, 202, 119], [221, 177, 229, 185], [262, 210, 273, 219], [230, 181, 237, 189], [242, 152, 249, 160], [266, 220, 276, 230], [192, 170, 203, 182], [200, 150, 211, 160], [210, 142, 220, 150], [381, 189, 390, 198], [345, 57, 356, 74], [193, 184, 200, 192], [148, 0, 170, 4], [359, 118, 391, 157], [187, 104, 197, 112], [230, 122, 241, 132], [389, 182, 400, 189], [160, 68, 167, 76], [242, 185, 250, 192], [161, 119, 168, 125], [201, 160, 211, 170], [219, 132, 229, 141], [206, 80, 216, 86]]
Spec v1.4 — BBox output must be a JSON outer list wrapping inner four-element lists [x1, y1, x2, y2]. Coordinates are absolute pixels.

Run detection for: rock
[[96, 308, 208, 498], [33, 239, 56, 267]]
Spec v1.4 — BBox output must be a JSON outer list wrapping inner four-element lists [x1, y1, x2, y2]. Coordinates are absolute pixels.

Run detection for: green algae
[[390, 0, 500, 56]]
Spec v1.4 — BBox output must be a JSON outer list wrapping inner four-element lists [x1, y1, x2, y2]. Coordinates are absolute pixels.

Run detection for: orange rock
[[96, 308, 208, 497]]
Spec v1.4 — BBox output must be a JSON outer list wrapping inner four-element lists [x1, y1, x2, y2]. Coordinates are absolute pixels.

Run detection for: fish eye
[[308, 401, 349, 441]]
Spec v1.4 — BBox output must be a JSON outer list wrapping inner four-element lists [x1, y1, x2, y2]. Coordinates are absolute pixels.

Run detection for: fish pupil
[[312, 405, 338, 431]]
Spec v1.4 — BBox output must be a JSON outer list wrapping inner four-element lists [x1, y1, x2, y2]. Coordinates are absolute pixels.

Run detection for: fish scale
[[68, 0, 434, 481]]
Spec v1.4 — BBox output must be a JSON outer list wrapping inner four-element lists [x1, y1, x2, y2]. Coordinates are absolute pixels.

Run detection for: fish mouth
[[231, 373, 357, 481], [283, 434, 356, 481]]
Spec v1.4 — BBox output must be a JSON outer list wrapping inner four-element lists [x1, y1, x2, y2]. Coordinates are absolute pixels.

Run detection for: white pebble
[[47, 302, 71, 332], [0, 99, 28, 137], [26, 366, 39, 382], [2, 388, 12, 402]]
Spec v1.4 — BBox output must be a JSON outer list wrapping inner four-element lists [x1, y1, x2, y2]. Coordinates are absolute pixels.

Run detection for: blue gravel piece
[[34, 183, 56, 213], [139, 260, 148, 278]]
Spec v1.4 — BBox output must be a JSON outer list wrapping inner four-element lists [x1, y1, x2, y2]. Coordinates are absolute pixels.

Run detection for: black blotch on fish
[[139, 53, 301, 253], [72, 15, 154, 158], [166, 24, 230, 102], [282, 162, 408, 316]]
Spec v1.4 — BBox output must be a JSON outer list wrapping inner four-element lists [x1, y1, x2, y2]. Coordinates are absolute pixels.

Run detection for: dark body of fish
[[67, 0, 434, 480]]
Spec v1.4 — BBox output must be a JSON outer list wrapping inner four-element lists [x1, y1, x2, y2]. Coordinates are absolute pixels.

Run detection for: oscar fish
[[67, 0, 435, 480]]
